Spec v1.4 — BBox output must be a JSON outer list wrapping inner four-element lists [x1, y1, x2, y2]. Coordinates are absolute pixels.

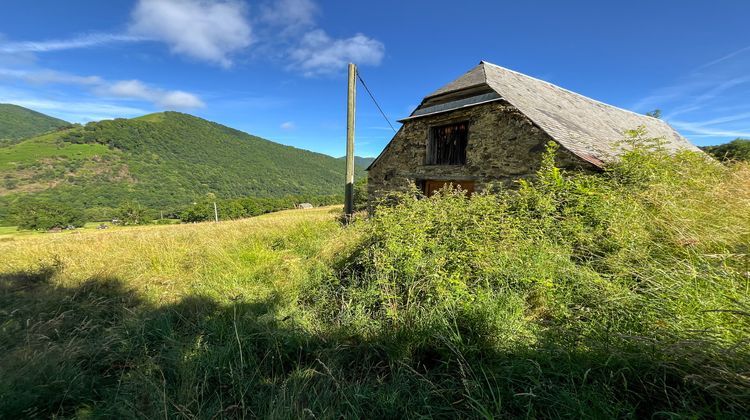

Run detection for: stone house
[[367, 61, 699, 198]]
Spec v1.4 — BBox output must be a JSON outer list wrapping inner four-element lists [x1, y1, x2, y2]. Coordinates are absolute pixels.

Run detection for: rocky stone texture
[[367, 101, 596, 200]]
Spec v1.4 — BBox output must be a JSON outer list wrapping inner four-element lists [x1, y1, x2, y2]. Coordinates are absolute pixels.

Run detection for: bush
[[305, 140, 750, 416], [12, 200, 86, 230], [353, 177, 368, 212], [180, 200, 213, 222], [702, 138, 750, 162], [116, 201, 152, 225], [84, 206, 116, 222]]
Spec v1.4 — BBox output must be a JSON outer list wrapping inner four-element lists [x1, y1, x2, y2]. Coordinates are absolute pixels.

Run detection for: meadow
[[1, 143, 749, 418], [0, 131, 111, 171]]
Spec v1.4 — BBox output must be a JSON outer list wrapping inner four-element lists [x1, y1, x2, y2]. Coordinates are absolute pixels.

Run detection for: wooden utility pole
[[213, 202, 219, 223], [344, 63, 357, 219]]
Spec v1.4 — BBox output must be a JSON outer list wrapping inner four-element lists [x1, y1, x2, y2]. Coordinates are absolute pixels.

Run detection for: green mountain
[[338, 156, 376, 168], [0, 111, 362, 224], [0, 104, 70, 145], [701, 139, 750, 162]]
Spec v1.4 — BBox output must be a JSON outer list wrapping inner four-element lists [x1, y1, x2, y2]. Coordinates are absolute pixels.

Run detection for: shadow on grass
[[1, 265, 748, 418]]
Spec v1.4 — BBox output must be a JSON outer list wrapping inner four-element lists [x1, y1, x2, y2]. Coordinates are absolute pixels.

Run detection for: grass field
[[0, 130, 112, 170], [2, 145, 750, 418], [1, 206, 357, 417], [0, 220, 182, 238], [0, 206, 343, 301]]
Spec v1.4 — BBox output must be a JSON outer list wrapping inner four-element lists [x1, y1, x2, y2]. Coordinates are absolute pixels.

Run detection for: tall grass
[[1, 141, 749, 417], [305, 141, 750, 417]]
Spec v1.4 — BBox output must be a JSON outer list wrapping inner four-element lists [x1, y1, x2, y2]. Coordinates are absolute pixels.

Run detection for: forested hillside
[[702, 138, 750, 162], [0, 104, 70, 145], [338, 155, 375, 168], [0, 111, 364, 224]]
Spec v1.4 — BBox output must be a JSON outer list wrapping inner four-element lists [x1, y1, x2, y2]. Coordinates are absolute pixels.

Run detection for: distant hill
[[339, 156, 376, 169], [701, 139, 750, 162], [0, 112, 362, 224], [0, 104, 70, 145]]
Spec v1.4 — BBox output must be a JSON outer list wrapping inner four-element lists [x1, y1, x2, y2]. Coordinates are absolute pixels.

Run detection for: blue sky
[[0, 0, 748, 157]]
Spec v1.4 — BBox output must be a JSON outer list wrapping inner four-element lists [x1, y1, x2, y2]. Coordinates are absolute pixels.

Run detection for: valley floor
[[1, 206, 343, 302]]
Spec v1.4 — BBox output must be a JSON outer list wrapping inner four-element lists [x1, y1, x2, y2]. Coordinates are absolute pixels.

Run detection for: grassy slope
[[0, 129, 125, 215], [0, 112, 363, 223], [0, 206, 343, 302], [0, 207, 354, 418], [2, 146, 748, 417], [0, 103, 69, 144], [0, 131, 111, 170]]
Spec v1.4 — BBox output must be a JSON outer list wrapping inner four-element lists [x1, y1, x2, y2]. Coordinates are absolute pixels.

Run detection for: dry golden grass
[[1, 206, 344, 304]]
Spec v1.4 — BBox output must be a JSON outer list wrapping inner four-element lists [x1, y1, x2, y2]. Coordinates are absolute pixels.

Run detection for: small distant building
[[298, 203, 314, 209], [367, 61, 700, 198]]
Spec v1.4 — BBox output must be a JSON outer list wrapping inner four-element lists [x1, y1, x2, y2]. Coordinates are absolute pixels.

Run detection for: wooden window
[[426, 122, 468, 165], [423, 180, 475, 197]]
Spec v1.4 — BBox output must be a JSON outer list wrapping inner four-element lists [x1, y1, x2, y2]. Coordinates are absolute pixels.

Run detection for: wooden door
[[423, 180, 475, 196]]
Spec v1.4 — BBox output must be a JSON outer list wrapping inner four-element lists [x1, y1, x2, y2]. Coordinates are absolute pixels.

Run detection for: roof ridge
[[478, 60, 488, 85], [424, 63, 488, 99], [480, 61, 667, 125]]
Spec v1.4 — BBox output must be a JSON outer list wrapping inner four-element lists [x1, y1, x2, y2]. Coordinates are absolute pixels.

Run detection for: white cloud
[[0, 33, 142, 54], [260, 0, 317, 33], [632, 48, 750, 144], [129, 0, 252, 67], [664, 76, 750, 119], [280, 121, 295, 130], [256, 0, 386, 76], [0, 67, 204, 110], [12, 99, 146, 119], [695, 45, 750, 71], [0, 90, 148, 122], [99, 79, 205, 109], [671, 120, 750, 139], [289, 29, 384, 76], [0, 1, 385, 77], [0, 68, 102, 85], [158, 90, 205, 109]]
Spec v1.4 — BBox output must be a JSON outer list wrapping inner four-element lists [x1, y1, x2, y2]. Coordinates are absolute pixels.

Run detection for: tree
[[84, 206, 116, 222], [645, 109, 662, 119], [117, 201, 152, 225], [701, 139, 750, 162], [219, 200, 245, 220], [181, 193, 220, 223], [13, 200, 85, 231]]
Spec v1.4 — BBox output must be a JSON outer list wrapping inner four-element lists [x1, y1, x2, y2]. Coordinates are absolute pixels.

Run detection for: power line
[[356, 70, 397, 133]]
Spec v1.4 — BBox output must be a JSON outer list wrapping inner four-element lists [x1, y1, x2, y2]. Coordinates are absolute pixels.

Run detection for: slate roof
[[412, 61, 700, 167]]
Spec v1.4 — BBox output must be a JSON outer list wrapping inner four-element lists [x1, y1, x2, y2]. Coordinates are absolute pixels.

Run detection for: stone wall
[[367, 100, 596, 200]]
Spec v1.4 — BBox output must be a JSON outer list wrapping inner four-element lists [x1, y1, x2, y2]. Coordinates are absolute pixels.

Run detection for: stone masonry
[[367, 100, 596, 200]]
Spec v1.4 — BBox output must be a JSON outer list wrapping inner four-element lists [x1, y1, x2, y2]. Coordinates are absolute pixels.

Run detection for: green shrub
[[83, 206, 116, 222], [116, 201, 152, 225], [702, 138, 750, 162], [12, 200, 86, 230], [353, 177, 368, 212], [305, 139, 750, 416]]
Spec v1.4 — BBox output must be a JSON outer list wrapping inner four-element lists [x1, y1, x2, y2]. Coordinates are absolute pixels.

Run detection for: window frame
[[425, 120, 470, 166]]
